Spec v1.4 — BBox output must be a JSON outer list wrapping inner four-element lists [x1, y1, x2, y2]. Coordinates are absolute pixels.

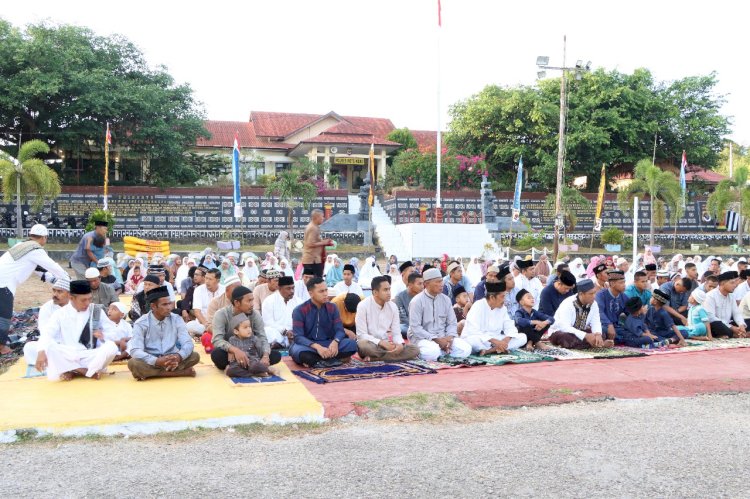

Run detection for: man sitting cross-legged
[[408, 268, 472, 361], [210, 286, 281, 371], [356, 275, 420, 362], [463, 280, 527, 355], [262, 275, 301, 349], [290, 277, 358, 368], [31, 280, 119, 381], [548, 278, 612, 349], [23, 276, 71, 368], [127, 286, 200, 380]]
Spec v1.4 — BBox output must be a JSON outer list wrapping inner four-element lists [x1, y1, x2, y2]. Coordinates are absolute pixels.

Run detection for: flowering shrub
[[391, 149, 487, 191]]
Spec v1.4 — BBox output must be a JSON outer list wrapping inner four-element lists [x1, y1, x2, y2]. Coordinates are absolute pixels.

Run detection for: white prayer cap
[[52, 275, 70, 291], [29, 224, 48, 236], [223, 275, 241, 287], [616, 257, 628, 266], [739, 257, 747, 263], [110, 302, 128, 314], [423, 268, 443, 282], [84, 268, 100, 279], [691, 288, 706, 305]]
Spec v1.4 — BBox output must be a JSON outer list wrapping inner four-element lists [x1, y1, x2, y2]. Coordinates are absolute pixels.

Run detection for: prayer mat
[[535, 347, 594, 361], [229, 375, 287, 385], [466, 349, 555, 366], [407, 358, 472, 370], [292, 361, 436, 384], [585, 347, 647, 359]]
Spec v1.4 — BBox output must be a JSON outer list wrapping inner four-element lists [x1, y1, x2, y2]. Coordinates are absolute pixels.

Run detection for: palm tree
[[0, 140, 61, 238], [617, 159, 682, 246], [264, 163, 318, 249], [707, 166, 750, 247], [544, 186, 590, 238]]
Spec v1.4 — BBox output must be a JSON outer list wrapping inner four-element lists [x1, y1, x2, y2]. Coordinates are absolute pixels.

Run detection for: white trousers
[[185, 320, 206, 335], [417, 338, 472, 361], [44, 341, 118, 380], [265, 327, 289, 348], [464, 333, 528, 354], [23, 341, 40, 366]]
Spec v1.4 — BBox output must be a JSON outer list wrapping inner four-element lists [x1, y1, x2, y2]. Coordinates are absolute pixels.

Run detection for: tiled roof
[[410, 129, 445, 152], [342, 116, 396, 140], [197, 120, 293, 149], [299, 133, 401, 146], [686, 168, 727, 183], [251, 111, 322, 139]]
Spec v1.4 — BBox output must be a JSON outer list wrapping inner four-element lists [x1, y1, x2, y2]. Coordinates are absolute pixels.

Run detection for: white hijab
[[323, 254, 335, 277], [569, 258, 586, 280], [358, 256, 382, 289], [280, 258, 294, 277], [466, 256, 482, 288]]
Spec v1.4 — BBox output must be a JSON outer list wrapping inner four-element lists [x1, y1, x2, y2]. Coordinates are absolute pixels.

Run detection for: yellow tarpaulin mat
[[0, 351, 323, 435]]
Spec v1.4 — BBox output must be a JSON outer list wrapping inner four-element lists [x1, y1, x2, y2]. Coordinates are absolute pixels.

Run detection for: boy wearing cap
[[128, 286, 199, 380], [103, 302, 133, 360], [645, 289, 686, 345], [595, 270, 628, 342], [356, 275, 420, 362], [0, 224, 69, 355], [452, 285, 472, 334], [408, 268, 471, 361], [262, 275, 301, 348], [548, 279, 610, 349], [33, 280, 119, 381], [620, 297, 669, 348], [463, 281, 527, 355], [514, 288, 553, 350], [676, 289, 712, 340], [644, 263, 658, 290], [702, 271, 747, 338], [70, 220, 108, 278], [332, 264, 364, 296]]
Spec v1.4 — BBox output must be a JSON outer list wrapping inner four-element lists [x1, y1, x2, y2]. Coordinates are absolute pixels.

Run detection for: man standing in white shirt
[[548, 278, 611, 349], [332, 264, 364, 296], [356, 275, 419, 362], [0, 224, 68, 355], [188, 268, 224, 335], [262, 275, 300, 348], [462, 280, 527, 355]]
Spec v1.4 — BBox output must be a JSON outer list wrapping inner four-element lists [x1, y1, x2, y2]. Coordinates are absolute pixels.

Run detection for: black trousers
[[0, 287, 13, 346], [303, 263, 324, 278], [710, 321, 736, 338], [211, 348, 281, 370], [518, 324, 550, 346]]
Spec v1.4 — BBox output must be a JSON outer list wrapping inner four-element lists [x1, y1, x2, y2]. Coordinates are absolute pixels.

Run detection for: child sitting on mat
[[619, 297, 670, 349], [226, 313, 279, 378], [677, 289, 712, 341], [105, 302, 133, 361]]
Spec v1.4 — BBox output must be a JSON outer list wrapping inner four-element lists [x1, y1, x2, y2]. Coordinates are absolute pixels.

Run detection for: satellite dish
[[330, 147, 338, 154]]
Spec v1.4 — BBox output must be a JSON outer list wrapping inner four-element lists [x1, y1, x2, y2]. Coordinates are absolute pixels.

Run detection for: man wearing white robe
[[262, 276, 300, 348], [462, 280, 527, 355], [31, 280, 118, 381], [294, 268, 314, 302], [332, 264, 364, 296], [23, 276, 71, 366]]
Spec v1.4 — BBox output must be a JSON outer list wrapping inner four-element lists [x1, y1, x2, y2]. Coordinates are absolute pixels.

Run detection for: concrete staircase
[[371, 199, 410, 260]]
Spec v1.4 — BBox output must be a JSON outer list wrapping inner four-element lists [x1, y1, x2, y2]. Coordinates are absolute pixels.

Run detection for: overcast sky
[[4, 0, 748, 147]]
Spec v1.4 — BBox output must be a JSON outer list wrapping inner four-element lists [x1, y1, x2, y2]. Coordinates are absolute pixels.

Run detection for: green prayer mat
[[466, 349, 555, 365]]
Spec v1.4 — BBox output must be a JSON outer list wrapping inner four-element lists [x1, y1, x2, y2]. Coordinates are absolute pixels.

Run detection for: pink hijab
[[585, 256, 601, 277]]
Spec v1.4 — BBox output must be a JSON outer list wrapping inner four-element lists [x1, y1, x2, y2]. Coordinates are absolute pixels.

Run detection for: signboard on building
[[333, 157, 365, 165]]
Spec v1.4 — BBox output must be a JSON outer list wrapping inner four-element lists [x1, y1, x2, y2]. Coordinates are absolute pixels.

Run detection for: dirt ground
[[14, 264, 75, 310]]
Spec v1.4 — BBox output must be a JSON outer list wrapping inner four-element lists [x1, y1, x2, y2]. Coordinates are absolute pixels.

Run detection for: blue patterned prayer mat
[[292, 361, 436, 384], [229, 375, 286, 385]]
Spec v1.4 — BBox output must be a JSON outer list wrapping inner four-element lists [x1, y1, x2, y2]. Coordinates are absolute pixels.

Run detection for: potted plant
[[601, 227, 625, 252]]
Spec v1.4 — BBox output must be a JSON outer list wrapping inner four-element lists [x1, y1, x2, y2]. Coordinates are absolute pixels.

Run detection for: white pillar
[[378, 148, 387, 181]]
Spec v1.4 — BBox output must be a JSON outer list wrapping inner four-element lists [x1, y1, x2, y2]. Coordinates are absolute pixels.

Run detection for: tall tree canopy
[[448, 68, 730, 190], [0, 19, 208, 185]]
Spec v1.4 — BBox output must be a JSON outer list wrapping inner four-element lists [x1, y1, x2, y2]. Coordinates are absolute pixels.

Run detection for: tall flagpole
[[435, 0, 442, 213], [104, 123, 110, 211]]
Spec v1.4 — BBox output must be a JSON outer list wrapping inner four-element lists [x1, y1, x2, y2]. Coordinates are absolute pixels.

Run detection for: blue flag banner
[[512, 156, 523, 222], [232, 132, 242, 219], [680, 150, 687, 209]]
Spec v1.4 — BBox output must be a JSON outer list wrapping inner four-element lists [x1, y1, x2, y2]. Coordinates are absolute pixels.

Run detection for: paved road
[[3, 393, 750, 498]]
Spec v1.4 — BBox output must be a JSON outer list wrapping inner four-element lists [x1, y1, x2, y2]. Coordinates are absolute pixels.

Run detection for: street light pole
[[536, 37, 590, 262]]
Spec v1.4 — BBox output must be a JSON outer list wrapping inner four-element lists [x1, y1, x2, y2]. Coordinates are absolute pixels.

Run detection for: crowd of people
[[3, 214, 750, 383]]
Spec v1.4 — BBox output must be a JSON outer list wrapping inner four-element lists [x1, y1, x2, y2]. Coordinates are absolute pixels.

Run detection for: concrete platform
[[0, 352, 323, 439], [289, 349, 750, 418]]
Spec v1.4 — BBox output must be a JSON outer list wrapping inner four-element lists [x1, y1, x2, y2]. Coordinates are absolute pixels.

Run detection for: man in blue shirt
[[625, 271, 652, 306], [538, 270, 576, 316], [514, 289, 554, 350], [546, 263, 570, 288], [443, 261, 472, 304], [659, 276, 691, 326], [594, 270, 627, 341], [290, 276, 357, 368]]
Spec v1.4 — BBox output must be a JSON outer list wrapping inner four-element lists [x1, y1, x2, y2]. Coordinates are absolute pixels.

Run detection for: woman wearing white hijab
[[358, 256, 382, 289], [322, 254, 335, 278], [241, 255, 260, 287], [569, 257, 586, 280], [466, 256, 482, 288], [279, 258, 294, 277]]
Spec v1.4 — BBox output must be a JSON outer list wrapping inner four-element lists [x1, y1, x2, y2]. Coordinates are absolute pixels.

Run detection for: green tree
[[0, 19, 208, 185], [544, 186, 590, 236], [264, 164, 318, 248], [707, 166, 750, 247], [713, 141, 750, 178], [0, 139, 61, 237], [386, 128, 419, 151], [448, 69, 730, 190], [617, 159, 682, 246]]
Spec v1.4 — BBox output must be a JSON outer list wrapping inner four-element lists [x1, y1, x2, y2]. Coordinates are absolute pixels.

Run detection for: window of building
[[241, 160, 265, 182], [275, 162, 291, 173]]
